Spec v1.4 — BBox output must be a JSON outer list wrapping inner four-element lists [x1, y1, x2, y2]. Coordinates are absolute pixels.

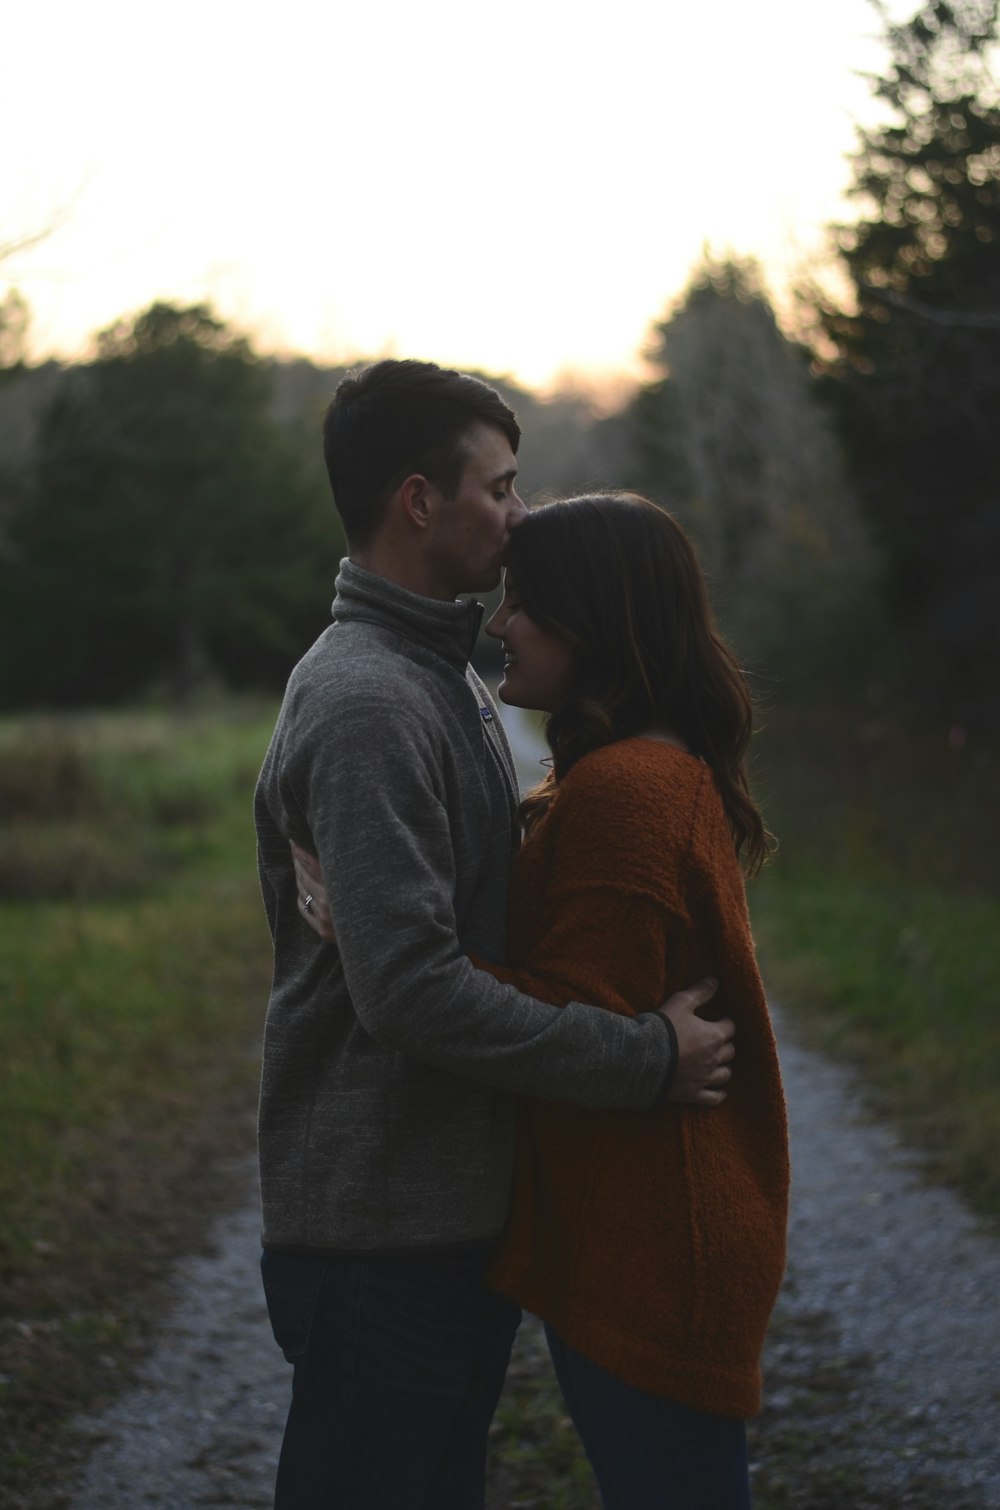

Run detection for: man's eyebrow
[[490, 467, 518, 486]]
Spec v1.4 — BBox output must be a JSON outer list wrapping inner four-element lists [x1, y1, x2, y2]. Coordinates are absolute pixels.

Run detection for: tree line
[[1, 0, 997, 730]]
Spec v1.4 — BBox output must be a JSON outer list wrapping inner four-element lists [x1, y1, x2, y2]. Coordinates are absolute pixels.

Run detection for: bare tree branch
[[864, 282, 1000, 329], [0, 227, 53, 265]]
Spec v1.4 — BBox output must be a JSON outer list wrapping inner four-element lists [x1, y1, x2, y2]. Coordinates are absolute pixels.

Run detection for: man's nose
[[508, 492, 528, 526]]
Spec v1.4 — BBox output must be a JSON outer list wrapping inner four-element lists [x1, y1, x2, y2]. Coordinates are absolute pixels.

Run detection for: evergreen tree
[[0, 303, 342, 707], [820, 0, 1000, 728]]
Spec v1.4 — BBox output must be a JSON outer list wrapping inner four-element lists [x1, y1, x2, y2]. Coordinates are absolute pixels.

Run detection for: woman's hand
[[291, 842, 337, 944]]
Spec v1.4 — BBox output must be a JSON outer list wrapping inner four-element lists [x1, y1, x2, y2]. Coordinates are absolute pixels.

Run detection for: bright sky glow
[[4, 0, 907, 391]]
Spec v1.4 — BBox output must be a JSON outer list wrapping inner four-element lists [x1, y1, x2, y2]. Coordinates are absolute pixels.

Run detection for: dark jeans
[[261, 1243, 521, 1509], [545, 1325, 752, 1510]]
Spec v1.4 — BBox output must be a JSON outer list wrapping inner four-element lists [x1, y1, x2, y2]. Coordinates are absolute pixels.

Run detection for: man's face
[[426, 421, 526, 596]]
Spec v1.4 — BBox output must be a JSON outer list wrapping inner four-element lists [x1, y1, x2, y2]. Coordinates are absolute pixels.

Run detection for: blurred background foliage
[[0, 303, 340, 707], [815, 0, 1000, 734], [2, 10, 997, 734]]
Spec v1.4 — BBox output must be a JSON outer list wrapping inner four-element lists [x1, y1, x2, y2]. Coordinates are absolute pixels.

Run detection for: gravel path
[[64, 1010, 1000, 1509], [756, 1028, 1000, 1506], [67, 1182, 282, 1509]]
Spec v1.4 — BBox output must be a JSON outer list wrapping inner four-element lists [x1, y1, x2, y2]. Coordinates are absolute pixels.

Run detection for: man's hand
[[291, 843, 337, 943], [659, 978, 735, 1106]]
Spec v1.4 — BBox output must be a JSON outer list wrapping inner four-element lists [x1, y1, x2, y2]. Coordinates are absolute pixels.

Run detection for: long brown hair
[[508, 493, 773, 875]]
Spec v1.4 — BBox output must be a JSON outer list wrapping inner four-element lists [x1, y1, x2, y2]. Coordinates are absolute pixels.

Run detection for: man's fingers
[[661, 983, 737, 1108], [697, 1014, 736, 1048], [669, 976, 719, 1014]]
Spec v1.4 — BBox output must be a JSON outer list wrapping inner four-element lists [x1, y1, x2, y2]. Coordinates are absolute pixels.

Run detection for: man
[[254, 359, 734, 1508]]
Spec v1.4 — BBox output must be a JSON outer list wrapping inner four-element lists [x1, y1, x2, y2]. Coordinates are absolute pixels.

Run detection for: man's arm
[[278, 686, 686, 1110], [289, 701, 736, 1111], [293, 840, 733, 1106]]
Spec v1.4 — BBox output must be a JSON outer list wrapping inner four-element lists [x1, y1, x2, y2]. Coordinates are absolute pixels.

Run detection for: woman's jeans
[[545, 1324, 752, 1510], [260, 1242, 520, 1509]]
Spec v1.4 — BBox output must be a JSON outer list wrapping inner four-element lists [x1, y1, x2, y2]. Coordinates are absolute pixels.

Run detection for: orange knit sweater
[[483, 737, 789, 1419]]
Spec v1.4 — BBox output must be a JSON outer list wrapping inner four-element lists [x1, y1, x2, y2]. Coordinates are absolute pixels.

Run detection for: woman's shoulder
[[564, 737, 712, 805], [534, 739, 728, 906], [552, 738, 716, 848]]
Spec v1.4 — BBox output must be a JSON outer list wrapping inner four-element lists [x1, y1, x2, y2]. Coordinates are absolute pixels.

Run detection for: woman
[[295, 493, 789, 1509]]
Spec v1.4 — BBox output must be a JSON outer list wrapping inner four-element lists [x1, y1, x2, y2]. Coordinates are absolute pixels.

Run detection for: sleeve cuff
[[643, 1011, 678, 1108]]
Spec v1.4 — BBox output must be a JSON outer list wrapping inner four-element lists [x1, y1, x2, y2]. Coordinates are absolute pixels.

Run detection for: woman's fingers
[[289, 842, 337, 943]]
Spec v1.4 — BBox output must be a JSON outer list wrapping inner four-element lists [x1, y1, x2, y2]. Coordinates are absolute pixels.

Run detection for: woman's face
[[486, 573, 576, 712]]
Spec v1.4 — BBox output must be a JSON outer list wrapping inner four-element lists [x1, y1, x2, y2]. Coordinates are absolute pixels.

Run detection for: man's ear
[[398, 473, 433, 531]]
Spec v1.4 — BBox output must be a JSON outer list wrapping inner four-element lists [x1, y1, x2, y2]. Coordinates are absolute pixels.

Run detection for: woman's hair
[[507, 492, 772, 875]]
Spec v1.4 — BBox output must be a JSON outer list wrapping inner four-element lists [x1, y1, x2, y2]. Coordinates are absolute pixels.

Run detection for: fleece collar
[[332, 559, 484, 669]]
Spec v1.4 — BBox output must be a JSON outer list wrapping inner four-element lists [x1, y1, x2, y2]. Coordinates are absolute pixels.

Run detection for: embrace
[[254, 360, 789, 1509]]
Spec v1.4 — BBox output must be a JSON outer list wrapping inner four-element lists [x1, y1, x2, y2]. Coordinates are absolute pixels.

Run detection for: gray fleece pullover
[[255, 560, 673, 1250]]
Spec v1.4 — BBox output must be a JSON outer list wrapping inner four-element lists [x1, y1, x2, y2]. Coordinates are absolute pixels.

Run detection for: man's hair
[[322, 359, 520, 547]]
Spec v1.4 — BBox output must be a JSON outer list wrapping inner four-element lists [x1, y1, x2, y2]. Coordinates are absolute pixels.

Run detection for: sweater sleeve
[[278, 685, 673, 1110]]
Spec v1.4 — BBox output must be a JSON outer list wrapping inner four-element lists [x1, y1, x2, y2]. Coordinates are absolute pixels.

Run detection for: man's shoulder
[[280, 623, 473, 753], [291, 622, 448, 701]]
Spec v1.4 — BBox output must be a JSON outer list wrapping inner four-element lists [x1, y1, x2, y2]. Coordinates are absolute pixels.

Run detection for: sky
[[4, 0, 908, 393]]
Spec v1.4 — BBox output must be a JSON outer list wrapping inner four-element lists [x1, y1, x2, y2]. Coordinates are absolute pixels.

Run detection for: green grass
[[0, 701, 278, 1506], [749, 709, 1000, 1222], [0, 707, 269, 899], [0, 703, 276, 1263]]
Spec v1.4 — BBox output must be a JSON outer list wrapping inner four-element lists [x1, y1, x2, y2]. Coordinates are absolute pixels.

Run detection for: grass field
[[749, 709, 1000, 1222], [0, 699, 996, 1507], [0, 702, 278, 1505]]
